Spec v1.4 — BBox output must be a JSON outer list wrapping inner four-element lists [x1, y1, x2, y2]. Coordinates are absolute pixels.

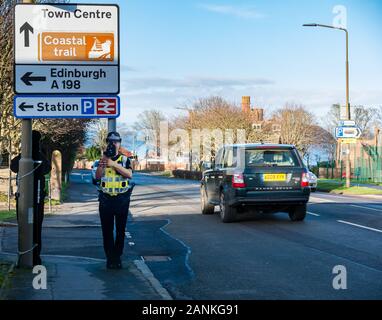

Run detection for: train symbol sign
[[96, 98, 117, 114]]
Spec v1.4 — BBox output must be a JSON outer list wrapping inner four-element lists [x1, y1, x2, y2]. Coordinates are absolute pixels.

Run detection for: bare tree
[[374, 106, 382, 132], [87, 119, 108, 152], [173, 96, 269, 143], [353, 105, 377, 138], [323, 104, 341, 138], [0, 0, 21, 157], [133, 110, 167, 157], [273, 104, 318, 155]]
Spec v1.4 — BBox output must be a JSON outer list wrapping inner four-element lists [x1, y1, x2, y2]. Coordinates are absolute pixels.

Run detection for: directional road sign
[[338, 120, 356, 127], [14, 3, 119, 94], [335, 126, 362, 139], [338, 138, 357, 144], [14, 96, 120, 119]]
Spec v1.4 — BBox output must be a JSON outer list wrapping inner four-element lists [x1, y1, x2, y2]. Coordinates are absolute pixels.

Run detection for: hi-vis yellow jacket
[[100, 155, 130, 196]]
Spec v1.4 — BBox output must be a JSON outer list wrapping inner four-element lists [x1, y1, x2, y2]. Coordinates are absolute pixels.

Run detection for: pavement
[[1, 170, 382, 300], [0, 170, 170, 300]]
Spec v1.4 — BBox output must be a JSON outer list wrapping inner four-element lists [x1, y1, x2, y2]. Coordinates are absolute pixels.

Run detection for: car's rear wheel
[[219, 191, 237, 223], [311, 187, 317, 192], [201, 186, 215, 215], [288, 204, 307, 221]]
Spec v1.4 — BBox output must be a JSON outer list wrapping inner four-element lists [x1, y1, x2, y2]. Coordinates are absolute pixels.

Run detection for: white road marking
[[337, 220, 382, 234], [309, 196, 336, 203], [350, 204, 382, 213], [307, 212, 320, 217]]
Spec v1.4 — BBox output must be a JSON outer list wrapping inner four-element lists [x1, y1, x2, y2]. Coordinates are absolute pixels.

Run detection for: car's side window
[[215, 148, 224, 169], [223, 147, 237, 168]]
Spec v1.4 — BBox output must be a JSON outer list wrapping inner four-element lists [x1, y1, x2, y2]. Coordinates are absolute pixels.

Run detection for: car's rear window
[[245, 149, 299, 167]]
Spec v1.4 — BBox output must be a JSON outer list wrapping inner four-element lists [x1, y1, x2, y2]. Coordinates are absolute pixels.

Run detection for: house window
[[252, 123, 262, 131], [272, 124, 281, 132]]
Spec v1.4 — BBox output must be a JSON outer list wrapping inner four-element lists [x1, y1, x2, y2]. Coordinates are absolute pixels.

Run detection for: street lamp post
[[303, 23, 351, 188]]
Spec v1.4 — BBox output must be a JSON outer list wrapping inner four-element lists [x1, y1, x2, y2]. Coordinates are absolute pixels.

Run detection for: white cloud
[[121, 76, 274, 94], [198, 3, 264, 19]]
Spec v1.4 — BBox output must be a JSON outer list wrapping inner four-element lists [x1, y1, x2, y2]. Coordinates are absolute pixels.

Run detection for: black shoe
[[115, 257, 122, 269], [106, 260, 115, 269]]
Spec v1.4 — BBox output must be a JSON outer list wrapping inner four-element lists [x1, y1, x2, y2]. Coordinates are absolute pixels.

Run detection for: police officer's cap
[[106, 131, 122, 143]]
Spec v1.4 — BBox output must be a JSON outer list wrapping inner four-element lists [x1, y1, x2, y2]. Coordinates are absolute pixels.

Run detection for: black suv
[[200, 144, 311, 223]]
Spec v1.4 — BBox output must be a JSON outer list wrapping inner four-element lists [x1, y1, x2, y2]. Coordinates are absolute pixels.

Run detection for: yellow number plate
[[263, 174, 286, 182]]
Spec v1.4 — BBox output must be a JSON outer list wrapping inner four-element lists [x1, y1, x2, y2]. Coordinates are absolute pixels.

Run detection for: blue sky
[[76, 0, 382, 127]]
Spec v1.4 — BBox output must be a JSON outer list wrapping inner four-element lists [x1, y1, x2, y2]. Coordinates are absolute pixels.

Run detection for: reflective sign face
[[14, 4, 119, 94], [39, 32, 115, 62], [15, 65, 119, 94], [14, 96, 120, 119], [335, 126, 362, 139]]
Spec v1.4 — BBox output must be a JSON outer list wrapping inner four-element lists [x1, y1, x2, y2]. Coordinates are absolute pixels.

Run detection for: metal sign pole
[[17, 0, 34, 269], [18, 119, 34, 268], [108, 118, 117, 133]]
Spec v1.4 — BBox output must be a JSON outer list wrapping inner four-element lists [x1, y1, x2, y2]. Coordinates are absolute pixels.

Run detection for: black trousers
[[33, 201, 44, 265], [98, 191, 131, 262]]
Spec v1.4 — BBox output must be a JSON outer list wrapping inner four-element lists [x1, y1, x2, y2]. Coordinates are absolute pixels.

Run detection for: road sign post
[[18, 119, 34, 268], [14, 3, 120, 268], [16, 0, 34, 269]]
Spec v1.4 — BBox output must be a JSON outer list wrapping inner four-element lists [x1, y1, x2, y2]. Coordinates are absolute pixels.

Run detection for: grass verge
[[0, 261, 14, 299], [0, 210, 16, 222], [317, 180, 382, 195]]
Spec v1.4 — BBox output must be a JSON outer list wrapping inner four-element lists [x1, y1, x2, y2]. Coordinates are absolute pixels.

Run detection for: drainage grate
[[141, 255, 172, 262]]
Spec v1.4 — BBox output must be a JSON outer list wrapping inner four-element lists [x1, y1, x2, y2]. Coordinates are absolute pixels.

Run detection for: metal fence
[[354, 145, 382, 183], [317, 144, 382, 183]]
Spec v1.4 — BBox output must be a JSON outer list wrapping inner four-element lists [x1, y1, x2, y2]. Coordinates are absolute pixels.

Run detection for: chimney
[[253, 108, 264, 122], [242, 96, 250, 113]]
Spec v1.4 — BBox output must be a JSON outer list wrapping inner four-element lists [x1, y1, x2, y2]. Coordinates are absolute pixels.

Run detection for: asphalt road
[[4, 170, 381, 300], [129, 172, 382, 300]]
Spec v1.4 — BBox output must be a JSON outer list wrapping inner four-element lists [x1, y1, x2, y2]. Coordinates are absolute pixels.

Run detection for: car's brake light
[[232, 173, 246, 188], [301, 172, 309, 187]]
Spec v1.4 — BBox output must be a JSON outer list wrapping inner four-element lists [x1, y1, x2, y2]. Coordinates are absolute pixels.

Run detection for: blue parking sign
[[336, 127, 344, 138], [81, 99, 95, 115]]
